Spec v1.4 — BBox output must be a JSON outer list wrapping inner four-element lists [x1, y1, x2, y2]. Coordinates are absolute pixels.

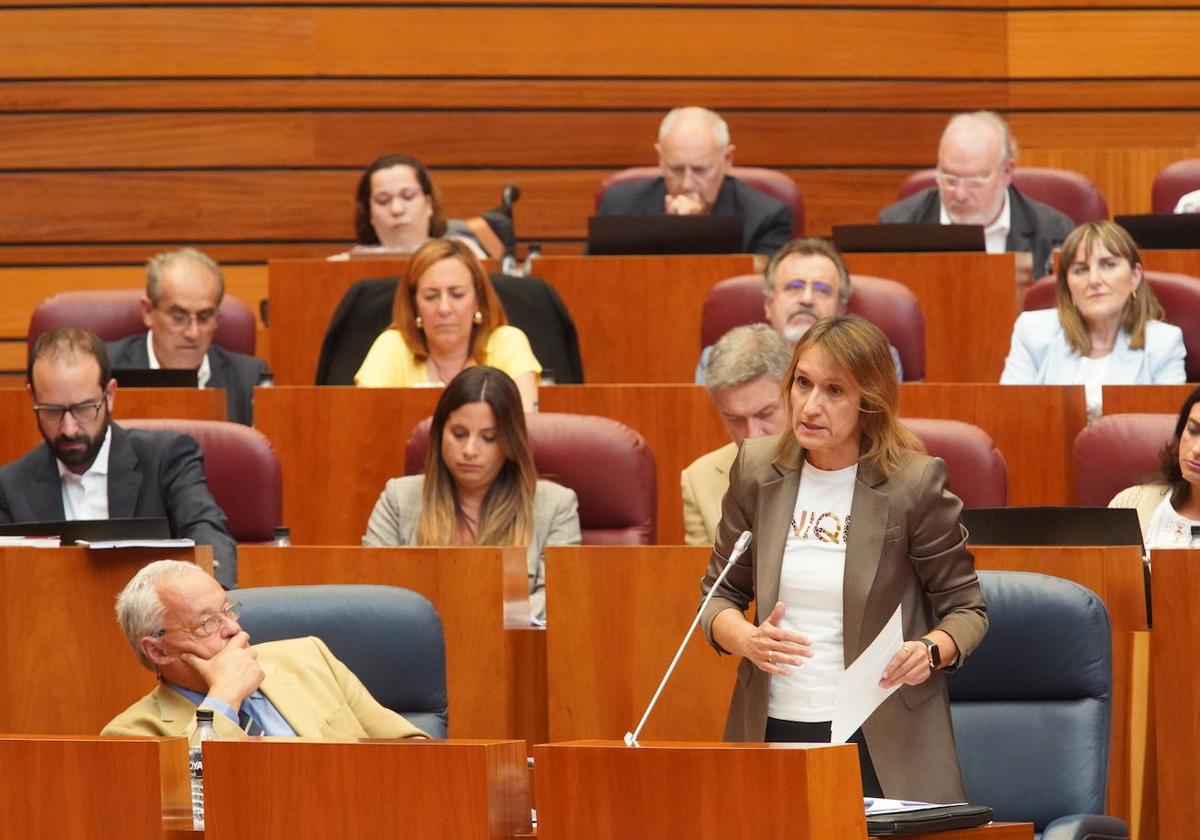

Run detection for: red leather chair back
[[28, 289, 258, 358], [1151, 158, 1200, 213], [900, 418, 1008, 508], [898, 167, 1108, 225], [405, 412, 657, 544], [596, 166, 804, 236], [121, 418, 282, 542], [1023, 271, 1200, 381], [1072, 413, 1175, 506], [699, 274, 926, 380]]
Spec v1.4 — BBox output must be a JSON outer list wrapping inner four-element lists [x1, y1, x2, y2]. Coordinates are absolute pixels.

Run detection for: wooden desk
[[0, 545, 212, 735], [546, 544, 1147, 833], [1103, 384, 1194, 416], [267, 252, 1022, 387], [899, 384, 1088, 506], [0, 386, 226, 466], [237, 545, 545, 746], [202, 738, 529, 840], [254, 384, 728, 546], [1149, 549, 1200, 840], [0, 735, 188, 839]]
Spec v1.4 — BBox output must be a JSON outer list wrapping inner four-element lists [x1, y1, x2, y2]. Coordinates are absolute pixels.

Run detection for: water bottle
[[190, 708, 219, 829], [273, 526, 292, 547]]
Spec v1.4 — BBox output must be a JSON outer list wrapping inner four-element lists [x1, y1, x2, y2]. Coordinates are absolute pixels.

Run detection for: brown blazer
[[700, 436, 988, 804]]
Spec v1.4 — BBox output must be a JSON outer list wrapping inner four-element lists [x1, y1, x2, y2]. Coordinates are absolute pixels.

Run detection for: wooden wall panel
[[1009, 11, 1200, 78]]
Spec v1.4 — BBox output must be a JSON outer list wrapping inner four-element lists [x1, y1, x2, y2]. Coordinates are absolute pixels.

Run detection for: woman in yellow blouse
[[354, 239, 541, 411]]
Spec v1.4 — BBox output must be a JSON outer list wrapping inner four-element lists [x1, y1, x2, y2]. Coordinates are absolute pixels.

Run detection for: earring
[[415, 315, 424, 329], [473, 311, 483, 325]]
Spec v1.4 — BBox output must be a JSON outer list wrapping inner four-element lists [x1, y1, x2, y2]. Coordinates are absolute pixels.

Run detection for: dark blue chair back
[[949, 571, 1125, 838], [237, 584, 449, 738]]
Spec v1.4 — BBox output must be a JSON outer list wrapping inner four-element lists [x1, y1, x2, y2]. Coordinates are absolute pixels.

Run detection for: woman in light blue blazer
[[1000, 220, 1186, 417], [362, 366, 580, 623]]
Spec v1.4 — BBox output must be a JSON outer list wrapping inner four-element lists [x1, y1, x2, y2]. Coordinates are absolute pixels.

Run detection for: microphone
[[624, 530, 752, 747]]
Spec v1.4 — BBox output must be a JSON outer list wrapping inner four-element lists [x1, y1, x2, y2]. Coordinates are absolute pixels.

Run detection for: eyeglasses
[[32, 399, 105, 424], [156, 602, 241, 639], [934, 170, 999, 192], [156, 305, 217, 329], [776, 278, 836, 299]]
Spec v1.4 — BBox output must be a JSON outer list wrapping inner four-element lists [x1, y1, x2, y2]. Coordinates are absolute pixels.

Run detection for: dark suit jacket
[[0, 422, 238, 587], [597, 175, 794, 256], [878, 185, 1075, 277], [699, 436, 987, 804], [107, 333, 267, 426]]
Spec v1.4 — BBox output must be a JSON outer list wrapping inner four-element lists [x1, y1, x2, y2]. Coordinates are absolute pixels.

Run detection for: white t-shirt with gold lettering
[[767, 461, 857, 722]]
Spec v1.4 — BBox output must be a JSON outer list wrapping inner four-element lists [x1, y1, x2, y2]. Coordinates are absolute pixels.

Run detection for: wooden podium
[[534, 740, 867, 840], [201, 738, 530, 839], [0, 734, 188, 839]]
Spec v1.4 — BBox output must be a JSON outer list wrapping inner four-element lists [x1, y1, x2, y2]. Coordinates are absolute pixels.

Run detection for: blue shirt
[[166, 682, 298, 737]]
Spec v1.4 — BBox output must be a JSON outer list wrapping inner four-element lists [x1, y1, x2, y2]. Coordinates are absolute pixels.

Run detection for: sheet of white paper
[[78, 538, 195, 550], [864, 797, 955, 815], [830, 603, 903, 744]]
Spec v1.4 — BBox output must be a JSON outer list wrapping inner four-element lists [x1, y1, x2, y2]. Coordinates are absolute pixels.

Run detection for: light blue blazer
[[1000, 308, 1186, 386]]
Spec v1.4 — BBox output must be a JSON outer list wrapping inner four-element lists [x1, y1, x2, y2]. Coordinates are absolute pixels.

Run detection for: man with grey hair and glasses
[[102, 560, 427, 739], [107, 247, 267, 425], [596, 106, 794, 256], [682, 324, 793, 546], [878, 110, 1073, 275]]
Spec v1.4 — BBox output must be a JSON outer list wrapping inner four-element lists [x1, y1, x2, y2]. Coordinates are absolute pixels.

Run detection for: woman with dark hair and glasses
[[1110, 385, 1200, 547], [330, 153, 486, 259], [362, 366, 580, 623]]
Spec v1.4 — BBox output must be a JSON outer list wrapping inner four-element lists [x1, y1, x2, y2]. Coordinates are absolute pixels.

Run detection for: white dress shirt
[[58, 425, 113, 520], [145, 332, 211, 389]]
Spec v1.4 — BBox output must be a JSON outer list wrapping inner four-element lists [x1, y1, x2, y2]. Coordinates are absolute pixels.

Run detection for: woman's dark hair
[[418, 366, 536, 547], [1161, 384, 1200, 508], [353, 154, 447, 245]]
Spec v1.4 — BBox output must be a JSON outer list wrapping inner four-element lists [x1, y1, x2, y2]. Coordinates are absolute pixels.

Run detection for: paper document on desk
[[831, 603, 903, 744], [78, 538, 195, 550]]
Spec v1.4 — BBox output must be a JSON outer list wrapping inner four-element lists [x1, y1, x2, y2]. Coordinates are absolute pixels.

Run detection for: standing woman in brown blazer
[[700, 315, 987, 803]]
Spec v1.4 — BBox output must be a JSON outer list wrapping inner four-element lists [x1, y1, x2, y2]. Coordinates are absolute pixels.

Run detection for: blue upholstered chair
[[236, 584, 449, 738], [949, 571, 1128, 840]]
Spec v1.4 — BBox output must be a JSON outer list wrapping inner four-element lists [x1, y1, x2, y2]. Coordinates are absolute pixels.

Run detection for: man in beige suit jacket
[[102, 560, 426, 739], [682, 325, 792, 545]]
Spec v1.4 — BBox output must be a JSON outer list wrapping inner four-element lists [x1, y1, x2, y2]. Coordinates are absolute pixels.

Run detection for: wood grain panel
[[900, 384, 1089, 506], [0, 265, 266, 337], [1103, 385, 1194, 416], [0, 242, 336, 267], [0, 112, 951, 169], [1019, 148, 1200, 218], [1009, 11, 1200, 78], [0, 545, 211, 734], [204, 739, 530, 840], [0, 8, 1006, 78], [0, 78, 1014, 112], [1150, 549, 1200, 840]]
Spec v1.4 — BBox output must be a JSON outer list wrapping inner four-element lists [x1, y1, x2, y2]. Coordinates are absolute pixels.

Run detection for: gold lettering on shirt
[[790, 511, 849, 545]]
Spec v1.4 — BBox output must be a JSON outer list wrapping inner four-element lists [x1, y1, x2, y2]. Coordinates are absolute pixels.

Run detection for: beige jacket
[[681, 442, 738, 546], [699, 436, 988, 804], [102, 636, 428, 740]]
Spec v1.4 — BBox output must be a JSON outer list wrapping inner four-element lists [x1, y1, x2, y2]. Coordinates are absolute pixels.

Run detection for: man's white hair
[[658, 106, 731, 150], [115, 559, 206, 671], [941, 111, 1019, 164]]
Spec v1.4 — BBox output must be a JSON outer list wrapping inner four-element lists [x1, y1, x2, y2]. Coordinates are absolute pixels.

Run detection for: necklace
[[427, 354, 469, 385]]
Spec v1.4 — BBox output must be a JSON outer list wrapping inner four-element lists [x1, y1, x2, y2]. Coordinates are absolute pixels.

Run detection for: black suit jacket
[[106, 333, 267, 426], [596, 175, 794, 256], [0, 423, 238, 587], [877, 185, 1075, 276]]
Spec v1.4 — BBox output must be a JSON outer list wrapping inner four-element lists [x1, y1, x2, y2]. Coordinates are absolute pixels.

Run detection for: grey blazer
[[699, 436, 987, 804], [362, 475, 581, 621], [0, 422, 238, 587], [107, 332, 268, 426]]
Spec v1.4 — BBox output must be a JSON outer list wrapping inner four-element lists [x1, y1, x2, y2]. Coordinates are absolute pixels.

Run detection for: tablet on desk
[[1113, 213, 1200, 250], [0, 517, 173, 543], [587, 214, 744, 255], [832, 223, 986, 254], [112, 368, 198, 388]]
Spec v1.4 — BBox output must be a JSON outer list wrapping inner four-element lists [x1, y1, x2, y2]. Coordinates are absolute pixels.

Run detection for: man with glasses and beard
[[0, 326, 238, 587], [878, 110, 1073, 276]]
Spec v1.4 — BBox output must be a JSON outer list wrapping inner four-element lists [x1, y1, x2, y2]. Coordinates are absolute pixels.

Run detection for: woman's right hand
[[715, 603, 813, 677]]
